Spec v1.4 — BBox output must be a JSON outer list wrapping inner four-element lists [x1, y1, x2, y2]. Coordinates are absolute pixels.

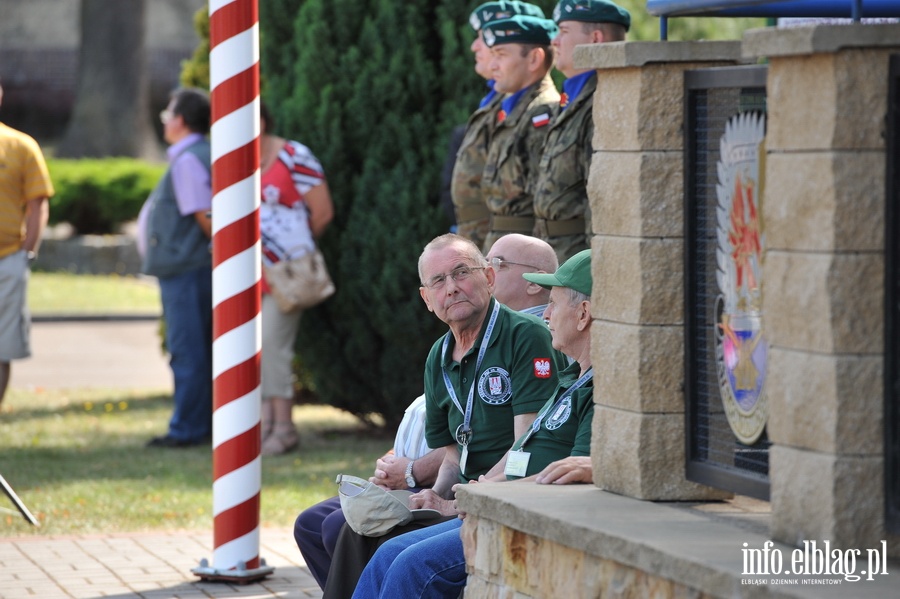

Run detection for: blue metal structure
[[646, 0, 900, 39]]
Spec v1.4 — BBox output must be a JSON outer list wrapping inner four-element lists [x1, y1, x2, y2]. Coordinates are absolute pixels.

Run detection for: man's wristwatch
[[26, 250, 37, 264], [404, 460, 417, 489]]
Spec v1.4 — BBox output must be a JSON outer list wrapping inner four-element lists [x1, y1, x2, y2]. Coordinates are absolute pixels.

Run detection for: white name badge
[[504, 450, 531, 478], [460, 445, 469, 475]]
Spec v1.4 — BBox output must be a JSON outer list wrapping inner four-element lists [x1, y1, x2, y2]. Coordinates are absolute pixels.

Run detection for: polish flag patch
[[534, 358, 552, 378], [532, 113, 550, 128]]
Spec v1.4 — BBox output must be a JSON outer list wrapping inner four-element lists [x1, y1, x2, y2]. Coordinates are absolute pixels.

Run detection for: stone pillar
[[743, 24, 900, 555], [576, 41, 740, 500]]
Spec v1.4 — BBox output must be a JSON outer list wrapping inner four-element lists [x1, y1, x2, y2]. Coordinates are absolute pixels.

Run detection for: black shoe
[[146, 434, 209, 448]]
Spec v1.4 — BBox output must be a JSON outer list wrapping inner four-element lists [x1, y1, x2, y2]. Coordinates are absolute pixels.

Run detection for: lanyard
[[511, 367, 593, 451], [440, 300, 501, 446]]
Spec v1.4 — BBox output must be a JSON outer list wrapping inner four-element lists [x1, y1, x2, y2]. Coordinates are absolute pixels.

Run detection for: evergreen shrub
[[46, 158, 165, 234]]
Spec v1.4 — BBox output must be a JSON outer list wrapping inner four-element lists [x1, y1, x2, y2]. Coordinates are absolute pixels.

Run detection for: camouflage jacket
[[450, 92, 503, 249], [533, 74, 596, 262], [481, 74, 559, 250]]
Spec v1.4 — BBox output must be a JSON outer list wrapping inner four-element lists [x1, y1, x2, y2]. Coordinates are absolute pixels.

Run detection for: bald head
[[486, 234, 558, 311]]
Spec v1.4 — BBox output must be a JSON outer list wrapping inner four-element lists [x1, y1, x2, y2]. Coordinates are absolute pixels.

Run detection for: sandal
[[260, 419, 273, 444], [262, 424, 298, 456]]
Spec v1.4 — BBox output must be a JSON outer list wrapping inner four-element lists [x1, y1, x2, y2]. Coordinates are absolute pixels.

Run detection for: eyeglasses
[[423, 266, 486, 290], [489, 257, 539, 271], [159, 109, 175, 124]]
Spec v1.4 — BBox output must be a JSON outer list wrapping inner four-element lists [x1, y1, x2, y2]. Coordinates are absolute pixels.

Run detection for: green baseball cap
[[552, 0, 631, 31], [470, 1, 546, 31], [482, 15, 559, 48], [523, 249, 592, 296]]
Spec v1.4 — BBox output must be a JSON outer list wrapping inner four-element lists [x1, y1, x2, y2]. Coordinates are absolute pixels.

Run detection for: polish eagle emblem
[[714, 111, 768, 445]]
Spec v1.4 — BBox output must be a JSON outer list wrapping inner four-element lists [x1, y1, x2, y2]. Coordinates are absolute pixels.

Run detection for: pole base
[[191, 557, 275, 584]]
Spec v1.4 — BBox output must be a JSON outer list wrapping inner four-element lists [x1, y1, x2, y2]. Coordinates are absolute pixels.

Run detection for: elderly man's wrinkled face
[[543, 286, 580, 355], [420, 243, 494, 327]]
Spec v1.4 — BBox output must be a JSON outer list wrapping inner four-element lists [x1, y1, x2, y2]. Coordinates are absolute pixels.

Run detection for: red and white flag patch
[[532, 113, 550, 128], [533, 358, 552, 378]]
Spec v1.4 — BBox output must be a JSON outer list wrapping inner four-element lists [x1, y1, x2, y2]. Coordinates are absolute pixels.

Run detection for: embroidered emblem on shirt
[[478, 366, 512, 405], [533, 358, 552, 378], [497, 109, 507, 123], [545, 397, 572, 430], [532, 113, 550, 128], [559, 92, 569, 108]]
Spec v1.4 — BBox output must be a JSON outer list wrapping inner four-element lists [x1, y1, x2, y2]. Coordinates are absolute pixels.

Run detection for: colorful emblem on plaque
[[714, 111, 768, 445]]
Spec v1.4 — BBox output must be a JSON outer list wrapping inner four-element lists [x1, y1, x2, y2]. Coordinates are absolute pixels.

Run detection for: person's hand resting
[[368, 454, 412, 490], [408, 488, 457, 516], [534, 456, 593, 485]]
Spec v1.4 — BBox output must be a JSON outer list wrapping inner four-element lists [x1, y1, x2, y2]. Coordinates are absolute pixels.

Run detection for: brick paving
[[4, 322, 323, 598], [0, 528, 322, 599]]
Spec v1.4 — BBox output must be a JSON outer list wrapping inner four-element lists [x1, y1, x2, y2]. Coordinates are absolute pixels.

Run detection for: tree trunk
[[56, 0, 159, 159]]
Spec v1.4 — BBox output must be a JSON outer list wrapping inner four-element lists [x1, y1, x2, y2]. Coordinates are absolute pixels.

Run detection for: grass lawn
[[0, 387, 388, 536], [29, 272, 161, 315]]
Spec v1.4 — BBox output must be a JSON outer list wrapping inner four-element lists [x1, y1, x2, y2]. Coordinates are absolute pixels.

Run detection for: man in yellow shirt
[[0, 78, 53, 405]]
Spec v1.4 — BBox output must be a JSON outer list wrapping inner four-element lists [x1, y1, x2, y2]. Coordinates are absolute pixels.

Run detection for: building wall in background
[[0, 0, 206, 143]]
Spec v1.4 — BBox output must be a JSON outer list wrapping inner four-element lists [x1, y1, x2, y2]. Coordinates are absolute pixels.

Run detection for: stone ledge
[[575, 40, 743, 71], [456, 483, 898, 598], [743, 24, 900, 59]]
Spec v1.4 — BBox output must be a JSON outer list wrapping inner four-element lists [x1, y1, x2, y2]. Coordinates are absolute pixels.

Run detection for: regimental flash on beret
[[470, 14, 481, 30], [484, 28, 496, 46]]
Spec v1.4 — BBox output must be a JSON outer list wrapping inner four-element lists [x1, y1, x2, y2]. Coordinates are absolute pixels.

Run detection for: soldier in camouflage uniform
[[452, 1, 546, 248], [533, 0, 630, 262], [480, 15, 560, 254]]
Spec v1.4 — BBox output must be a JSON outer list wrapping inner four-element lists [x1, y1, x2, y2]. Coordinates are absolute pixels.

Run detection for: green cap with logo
[[482, 15, 559, 48], [470, 1, 546, 31], [552, 0, 631, 31], [523, 249, 592, 296]]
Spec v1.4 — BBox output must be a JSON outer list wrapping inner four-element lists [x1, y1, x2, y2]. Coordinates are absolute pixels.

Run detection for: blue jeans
[[158, 265, 213, 441], [351, 518, 466, 599]]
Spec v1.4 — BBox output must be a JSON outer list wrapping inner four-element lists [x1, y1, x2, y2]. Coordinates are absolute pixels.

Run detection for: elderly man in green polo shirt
[[319, 234, 568, 598], [348, 249, 597, 599]]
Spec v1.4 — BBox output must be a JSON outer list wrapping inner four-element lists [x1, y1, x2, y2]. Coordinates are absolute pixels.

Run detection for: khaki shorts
[[261, 293, 302, 399], [0, 250, 31, 362]]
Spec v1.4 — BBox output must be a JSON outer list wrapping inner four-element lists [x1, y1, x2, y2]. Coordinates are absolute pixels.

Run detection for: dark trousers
[[294, 495, 346, 589], [322, 514, 457, 599]]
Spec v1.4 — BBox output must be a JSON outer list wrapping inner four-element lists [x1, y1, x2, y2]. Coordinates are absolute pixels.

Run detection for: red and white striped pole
[[192, 0, 272, 583]]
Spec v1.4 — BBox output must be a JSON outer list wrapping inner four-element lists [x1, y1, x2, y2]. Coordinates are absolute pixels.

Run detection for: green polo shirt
[[508, 360, 594, 480], [424, 298, 567, 482]]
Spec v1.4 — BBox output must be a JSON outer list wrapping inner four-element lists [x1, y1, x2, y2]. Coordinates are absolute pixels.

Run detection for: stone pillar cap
[[574, 40, 743, 71], [743, 23, 900, 59]]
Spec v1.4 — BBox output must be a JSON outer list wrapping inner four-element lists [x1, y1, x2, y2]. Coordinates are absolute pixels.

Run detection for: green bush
[[47, 158, 166, 234]]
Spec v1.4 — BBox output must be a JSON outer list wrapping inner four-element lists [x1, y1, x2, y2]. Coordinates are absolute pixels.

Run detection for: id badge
[[504, 450, 531, 478], [459, 445, 469, 475]]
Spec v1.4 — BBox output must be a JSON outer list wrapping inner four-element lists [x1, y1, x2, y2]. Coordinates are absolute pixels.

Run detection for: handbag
[[263, 248, 335, 313]]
